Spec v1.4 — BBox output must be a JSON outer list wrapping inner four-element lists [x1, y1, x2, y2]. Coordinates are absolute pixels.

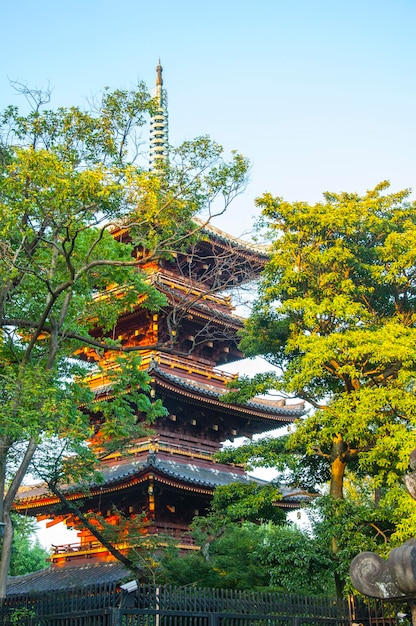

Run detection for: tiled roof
[[195, 219, 269, 257], [148, 453, 253, 488], [92, 453, 254, 490], [149, 456, 309, 503], [151, 363, 305, 419], [7, 562, 130, 594], [15, 453, 254, 504], [158, 284, 244, 327], [16, 452, 307, 507]]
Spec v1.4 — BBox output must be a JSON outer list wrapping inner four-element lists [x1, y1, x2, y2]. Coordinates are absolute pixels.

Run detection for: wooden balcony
[[50, 524, 198, 564]]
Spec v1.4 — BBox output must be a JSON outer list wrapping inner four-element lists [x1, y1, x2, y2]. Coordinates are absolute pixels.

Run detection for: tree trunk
[[329, 435, 347, 500], [0, 511, 13, 599], [0, 436, 38, 598], [410, 601, 416, 626], [330, 435, 347, 599], [48, 482, 141, 575]]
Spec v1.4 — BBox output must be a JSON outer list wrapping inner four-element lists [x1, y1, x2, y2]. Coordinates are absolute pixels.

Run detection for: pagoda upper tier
[[84, 219, 269, 367], [110, 218, 269, 289], [87, 352, 305, 441]]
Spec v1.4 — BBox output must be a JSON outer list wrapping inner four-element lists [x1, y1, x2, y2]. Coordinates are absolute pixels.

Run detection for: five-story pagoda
[[14, 64, 305, 568]]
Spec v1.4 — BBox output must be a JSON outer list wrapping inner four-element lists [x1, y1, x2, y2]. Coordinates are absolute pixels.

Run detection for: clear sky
[[2, 0, 416, 238]]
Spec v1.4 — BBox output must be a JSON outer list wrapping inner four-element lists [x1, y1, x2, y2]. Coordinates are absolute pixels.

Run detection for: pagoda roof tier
[[15, 453, 254, 510], [195, 218, 269, 258], [109, 219, 268, 292], [87, 353, 305, 429], [99, 269, 244, 325], [109, 218, 268, 261], [15, 451, 308, 514], [151, 272, 244, 327], [152, 269, 238, 313], [177, 220, 268, 290], [148, 357, 305, 424], [112, 451, 255, 490], [114, 273, 245, 335]]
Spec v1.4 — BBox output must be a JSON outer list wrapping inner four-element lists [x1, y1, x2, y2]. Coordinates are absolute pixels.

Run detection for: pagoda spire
[[149, 59, 169, 171], [156, 58, 163, 87]]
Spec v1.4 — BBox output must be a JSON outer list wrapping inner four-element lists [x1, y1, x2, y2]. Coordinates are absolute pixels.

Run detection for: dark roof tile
[[7, 562, 129, 594], [151, 365, 305, 418]]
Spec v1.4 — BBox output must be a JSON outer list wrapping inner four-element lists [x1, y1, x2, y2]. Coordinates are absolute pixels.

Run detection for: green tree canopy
[[0, 83, 249, 596], [235, 182, 416, 495], [224, 182, 416, 593], [159, 522, 271, 590], [158, 521, 334, 594], [7, 515, 49, 577]]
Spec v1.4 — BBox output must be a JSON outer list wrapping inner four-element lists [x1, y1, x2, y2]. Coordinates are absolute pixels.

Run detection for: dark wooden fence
[[0, 583, 403, 626]]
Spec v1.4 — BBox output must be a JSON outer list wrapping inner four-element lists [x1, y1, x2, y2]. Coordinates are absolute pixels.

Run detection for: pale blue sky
[[2, 0, 416, 236]]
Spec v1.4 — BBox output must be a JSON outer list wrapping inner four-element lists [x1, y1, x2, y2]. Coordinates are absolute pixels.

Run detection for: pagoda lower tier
[[15, 353, 306, 566]]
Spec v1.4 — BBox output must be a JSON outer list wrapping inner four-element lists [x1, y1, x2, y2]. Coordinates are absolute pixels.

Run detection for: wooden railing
[[84, 349, 237, 393], [99, 435, 218, 463], [51, 540, 102, 554], [51, 524, 196, 557]]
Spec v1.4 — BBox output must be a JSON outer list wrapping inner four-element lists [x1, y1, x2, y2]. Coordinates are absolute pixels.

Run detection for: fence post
[[110, 607, 122, 626], [208, 612, 218, 626]]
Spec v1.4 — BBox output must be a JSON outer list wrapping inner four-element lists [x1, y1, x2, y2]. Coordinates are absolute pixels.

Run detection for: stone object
[[350, 450, 416, 624], [350, 539, 416, 600]]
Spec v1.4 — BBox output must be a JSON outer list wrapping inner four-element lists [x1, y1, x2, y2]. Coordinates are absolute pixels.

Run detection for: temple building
[[14, 223, 305, 567], [13, 64, 305, 573]]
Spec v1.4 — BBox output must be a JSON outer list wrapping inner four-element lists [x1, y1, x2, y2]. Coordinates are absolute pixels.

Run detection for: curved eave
[[151, 367, 304, 424], [15, 461, 235, 511], [194, 219, 269, 260], [15, 452, 310, 513], [152, 473, 213, 495], [159, 288, 244, 328], [107, 219, 269, 266], [14, 475, 146, 512]]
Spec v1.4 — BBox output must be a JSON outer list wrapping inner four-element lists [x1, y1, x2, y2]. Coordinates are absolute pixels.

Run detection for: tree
[[153, 481, 288, 590], [225, 182, 416, 593], [206, 482, 287, 525], [7, 515, 49, 577], [254, 522, 335, 594], [158, 521, 334, 593], [159, 522, 271, 590], [0, 84, 249, 596], [308, 485, 396, 593]]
